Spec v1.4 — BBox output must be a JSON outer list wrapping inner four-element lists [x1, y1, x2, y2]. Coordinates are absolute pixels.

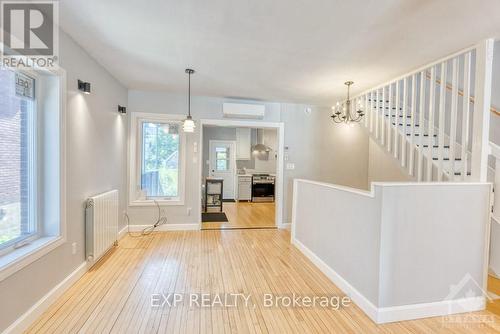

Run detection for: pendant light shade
[[183, 68, 196, 133], [183, 115, 195, 132]]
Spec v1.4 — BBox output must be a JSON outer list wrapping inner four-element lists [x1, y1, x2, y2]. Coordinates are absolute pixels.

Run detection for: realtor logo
[[1, 0, 59, 68]]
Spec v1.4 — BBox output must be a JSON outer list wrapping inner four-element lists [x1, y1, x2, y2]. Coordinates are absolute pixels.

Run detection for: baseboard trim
[[278, 223, 291, 230], [292, 237, 485, 324], [4, 262, 89, 334], [377, 297, 485, 323], [118, 226, 128, 240], [291, 238, 378, 321], [126, 223, 199, 232]]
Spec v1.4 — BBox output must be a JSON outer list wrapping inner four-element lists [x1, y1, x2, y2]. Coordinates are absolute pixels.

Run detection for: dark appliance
[[252, 174, 275, 202]]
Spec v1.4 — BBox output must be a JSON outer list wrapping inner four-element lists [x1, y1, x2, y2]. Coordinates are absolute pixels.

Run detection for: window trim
[[129, 112, 187, 206], [0, 70, 39, 253], [0, 66, 67, 282]]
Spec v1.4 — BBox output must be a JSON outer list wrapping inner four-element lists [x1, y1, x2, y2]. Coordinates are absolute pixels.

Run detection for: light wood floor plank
[[26, 229, 500, 334], [202, 202, 275, 229]]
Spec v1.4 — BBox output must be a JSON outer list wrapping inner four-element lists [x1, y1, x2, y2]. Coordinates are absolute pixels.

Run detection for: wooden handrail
[[425, 71, 500, 117]]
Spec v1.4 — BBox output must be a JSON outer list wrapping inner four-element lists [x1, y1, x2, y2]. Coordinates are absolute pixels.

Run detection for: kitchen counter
[[237, 173, 276, 177]]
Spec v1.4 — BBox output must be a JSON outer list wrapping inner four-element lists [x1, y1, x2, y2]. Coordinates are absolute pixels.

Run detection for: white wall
[[368, 138, 415, 183], [292, 179, 491, 322], [127, 95, 370, 226], [0, 31, 128, 332], [280, 104, 370, 222]]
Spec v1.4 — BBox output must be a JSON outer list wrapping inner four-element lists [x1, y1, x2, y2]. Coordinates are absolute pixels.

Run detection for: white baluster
[[417, 71, 426, 181], [381, 87, 386, 147], [387, 83, 393, 153], [401, 77, 408, 167], [437, 61, 447, 181], [409, 74, 417, 176], [363, 94, 369, 128], [461, 52, 472, 180], [375, 89, 380, 140], [394, 80, 400, 159], [370, 91, 374, 133], [427, 66, 436, 181], [449, 58, 459, 180]]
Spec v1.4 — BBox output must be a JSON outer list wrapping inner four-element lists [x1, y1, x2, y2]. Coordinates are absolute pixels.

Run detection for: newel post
[[471, 39, 494, 182]]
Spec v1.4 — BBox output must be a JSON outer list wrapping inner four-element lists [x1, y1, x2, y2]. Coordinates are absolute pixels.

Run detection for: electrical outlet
[[187, 207, 192, 216], [71, 242, 77, 255]]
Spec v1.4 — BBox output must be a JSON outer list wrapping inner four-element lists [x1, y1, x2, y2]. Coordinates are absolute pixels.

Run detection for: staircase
[[354, 40, 495, 183], [355, 38, 500, 280], [368, 97, 471, 181]]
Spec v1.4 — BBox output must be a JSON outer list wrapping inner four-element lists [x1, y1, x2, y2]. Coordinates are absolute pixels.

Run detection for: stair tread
[[385, 114, 412, 118], [453, 172, 472, 176], [392, 123, 420, 127], [432, 157, 462, 161], [416, 145, 450, 149], [407, 133, 437, 137]]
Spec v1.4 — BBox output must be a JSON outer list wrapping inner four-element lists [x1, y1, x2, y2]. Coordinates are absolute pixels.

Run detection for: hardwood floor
[[202, 201, 275, 229], [488, 275, 500, 317], [28, 230, 500, 333]]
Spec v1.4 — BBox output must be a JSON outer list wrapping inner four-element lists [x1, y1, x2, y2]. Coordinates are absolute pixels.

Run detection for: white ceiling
[[60, 0, 500, 106]]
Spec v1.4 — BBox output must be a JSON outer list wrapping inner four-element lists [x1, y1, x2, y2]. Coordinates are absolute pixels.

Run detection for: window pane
[[0, 69, 36, 247], [216, 159, 228, 171], [216, 152, 227, 160], [141, 122, 180, 198]]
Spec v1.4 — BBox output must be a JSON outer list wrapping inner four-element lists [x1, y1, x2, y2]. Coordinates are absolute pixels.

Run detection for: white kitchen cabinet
[[236, 128, 251, 160], [237, 175, 252, 201]]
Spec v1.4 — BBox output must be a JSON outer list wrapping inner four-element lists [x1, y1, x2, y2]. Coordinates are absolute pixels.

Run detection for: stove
[[252, 174, 275, 202]]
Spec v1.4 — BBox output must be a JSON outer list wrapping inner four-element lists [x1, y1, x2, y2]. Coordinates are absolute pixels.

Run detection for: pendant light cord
[[188, 71, 191, 117]]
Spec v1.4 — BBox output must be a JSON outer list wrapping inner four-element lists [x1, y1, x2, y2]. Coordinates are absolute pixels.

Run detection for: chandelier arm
[[332, 116, 344, 124]]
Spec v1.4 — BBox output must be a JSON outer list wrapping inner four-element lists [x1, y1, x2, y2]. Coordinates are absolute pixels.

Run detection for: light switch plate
[[286, 163, 295, 170]]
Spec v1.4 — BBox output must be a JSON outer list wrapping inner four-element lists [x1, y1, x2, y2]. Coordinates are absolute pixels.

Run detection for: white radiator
[[85, 190, 119, 263]]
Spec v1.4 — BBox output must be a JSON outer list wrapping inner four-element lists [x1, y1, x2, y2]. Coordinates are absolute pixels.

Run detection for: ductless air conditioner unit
[[222, 103, 265, 119]]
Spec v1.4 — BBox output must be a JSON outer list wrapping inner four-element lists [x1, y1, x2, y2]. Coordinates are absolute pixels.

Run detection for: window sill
[[0, 236, 65, 282], [129, 199, 185, 207]]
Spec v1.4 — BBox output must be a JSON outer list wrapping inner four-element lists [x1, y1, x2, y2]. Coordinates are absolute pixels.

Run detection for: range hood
[[252, 129, 271, 156]]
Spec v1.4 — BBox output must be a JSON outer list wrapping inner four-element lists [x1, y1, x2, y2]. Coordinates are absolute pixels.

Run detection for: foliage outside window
[[141, 122, 181, 198]]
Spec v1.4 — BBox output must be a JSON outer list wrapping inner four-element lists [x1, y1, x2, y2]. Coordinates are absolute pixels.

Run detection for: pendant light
[[183, 68, 196, 133]]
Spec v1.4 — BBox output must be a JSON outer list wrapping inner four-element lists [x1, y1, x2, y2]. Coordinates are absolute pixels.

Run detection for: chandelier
[[331, 81, 364, 124]]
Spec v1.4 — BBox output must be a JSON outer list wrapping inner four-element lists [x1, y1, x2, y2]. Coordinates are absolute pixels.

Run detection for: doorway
[[208, 140, 235, 199], [199, 120, 284, 230]]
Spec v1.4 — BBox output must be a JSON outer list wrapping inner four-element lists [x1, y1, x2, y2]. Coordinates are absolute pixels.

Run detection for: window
[[0, 66, 64, 281], [141, 122, 180, 198], [0, 69, 37, 252], [130, 113, 186, 205], [215, 147, 229, 171]]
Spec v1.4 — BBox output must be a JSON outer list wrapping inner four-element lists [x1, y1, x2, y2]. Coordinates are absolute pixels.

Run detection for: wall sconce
[[117, 105, 127, 114], [77, 80, 91, 94]]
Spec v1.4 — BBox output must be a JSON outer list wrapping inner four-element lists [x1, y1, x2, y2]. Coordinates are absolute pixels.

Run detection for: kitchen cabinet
[[236, 128, 251, 160], [237, 175, 252, 201]]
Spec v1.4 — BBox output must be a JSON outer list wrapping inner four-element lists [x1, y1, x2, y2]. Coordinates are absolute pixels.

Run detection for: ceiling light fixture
[[331, 81, 364, 124], [183, 68, 196, 133], [78, 80, 91, 94]]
